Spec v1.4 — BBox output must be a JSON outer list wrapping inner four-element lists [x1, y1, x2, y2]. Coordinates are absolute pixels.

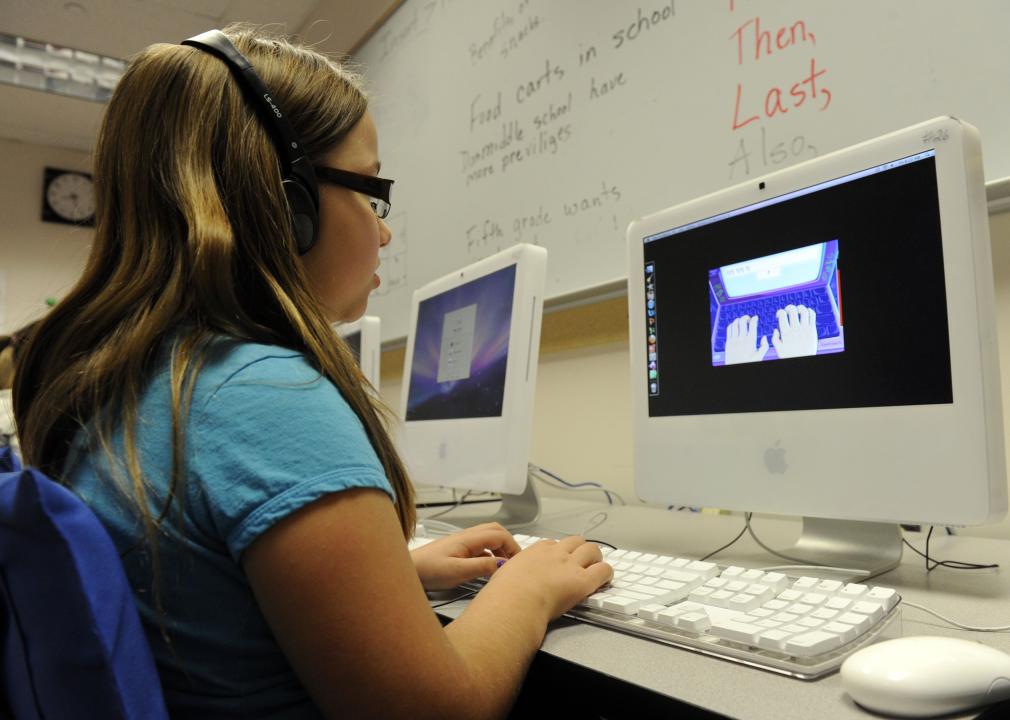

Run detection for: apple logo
[[764, 441, 787, 474]]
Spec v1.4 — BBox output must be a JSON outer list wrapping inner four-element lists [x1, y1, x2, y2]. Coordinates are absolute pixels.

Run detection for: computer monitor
[[399, 244, 547, 526], [334, 316, 381, 389], [627, 116, 1006, 576]]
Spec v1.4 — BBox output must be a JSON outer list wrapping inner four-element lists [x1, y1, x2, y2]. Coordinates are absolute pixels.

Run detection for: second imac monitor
[[400, 244, 546, 523], [334, 316, 381, 389], [628, 117, 1006, 574]]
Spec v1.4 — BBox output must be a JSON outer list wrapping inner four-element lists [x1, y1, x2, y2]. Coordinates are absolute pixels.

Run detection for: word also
[[728, 125, 818, 179], [731, 57, 831, 130], [613, 0, 677, 50]]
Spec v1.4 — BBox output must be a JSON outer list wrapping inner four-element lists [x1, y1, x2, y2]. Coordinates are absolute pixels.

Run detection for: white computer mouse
[[840, 636, 1010, 718]]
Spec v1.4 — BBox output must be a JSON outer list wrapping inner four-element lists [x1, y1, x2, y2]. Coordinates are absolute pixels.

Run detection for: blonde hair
[[14, 26, 415, 565]]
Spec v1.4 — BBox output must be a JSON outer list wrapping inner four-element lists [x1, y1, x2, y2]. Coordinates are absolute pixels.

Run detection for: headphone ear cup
[[283, 178, 318, 254]]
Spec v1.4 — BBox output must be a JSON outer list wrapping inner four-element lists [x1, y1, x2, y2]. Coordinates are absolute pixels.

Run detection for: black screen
[[643, 153, 953, 417]]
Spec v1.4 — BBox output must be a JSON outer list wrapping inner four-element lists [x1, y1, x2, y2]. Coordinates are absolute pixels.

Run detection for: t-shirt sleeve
[[189, 353, 395, 561]]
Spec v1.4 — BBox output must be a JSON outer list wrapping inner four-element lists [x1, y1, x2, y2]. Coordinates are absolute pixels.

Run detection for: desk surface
[[422, 497, 1010, 720]]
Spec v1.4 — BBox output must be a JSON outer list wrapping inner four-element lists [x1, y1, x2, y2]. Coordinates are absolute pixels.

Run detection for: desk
[[422, 498, 1010, 720]]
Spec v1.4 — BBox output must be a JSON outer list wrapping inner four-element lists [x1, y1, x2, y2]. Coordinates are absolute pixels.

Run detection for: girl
[[13, 25, 611, 719]]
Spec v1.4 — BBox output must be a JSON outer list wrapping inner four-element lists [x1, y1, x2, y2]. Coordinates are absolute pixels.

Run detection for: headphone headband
[[181, 29, 319, 254]]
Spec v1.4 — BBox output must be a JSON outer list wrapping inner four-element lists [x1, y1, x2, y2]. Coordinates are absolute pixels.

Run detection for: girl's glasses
[[313, 166, 394, 219]]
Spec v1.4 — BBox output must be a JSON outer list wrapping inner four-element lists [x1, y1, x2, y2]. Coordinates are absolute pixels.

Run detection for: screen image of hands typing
[[401, 119, 1010, 719]]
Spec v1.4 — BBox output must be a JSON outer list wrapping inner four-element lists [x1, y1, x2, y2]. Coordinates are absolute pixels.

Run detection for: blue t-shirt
[[65, 338, 395, 719]]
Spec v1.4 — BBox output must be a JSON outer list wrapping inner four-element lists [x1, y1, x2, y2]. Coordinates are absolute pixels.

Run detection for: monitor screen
[[642, 151, 953, 417], [405, 264, 517, 421], [343, 330, 362, 364], [333, 316, 380, 389]]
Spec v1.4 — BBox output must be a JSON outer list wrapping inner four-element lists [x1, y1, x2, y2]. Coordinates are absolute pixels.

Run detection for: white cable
[[582, 511, 609, 536], [529, 471, 627, 505], [901, 601, 1010, 632]]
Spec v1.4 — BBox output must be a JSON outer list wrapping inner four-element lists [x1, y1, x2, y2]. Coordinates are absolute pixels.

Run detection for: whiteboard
[[354, 0, 1010, 341]]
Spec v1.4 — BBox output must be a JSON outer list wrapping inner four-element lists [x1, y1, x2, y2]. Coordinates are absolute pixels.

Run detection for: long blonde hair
[[13, 26, 415, 556]]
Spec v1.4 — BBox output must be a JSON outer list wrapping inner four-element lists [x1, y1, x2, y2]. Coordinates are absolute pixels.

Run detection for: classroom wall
[[0, 137, 92, 335], [380, 210, 1010, 540]]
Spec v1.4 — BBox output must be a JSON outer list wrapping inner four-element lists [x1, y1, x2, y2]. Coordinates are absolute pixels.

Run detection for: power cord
[[528, 463, 626, 506], [699, 514, 750, 561], [903, 526, 1000, 572]]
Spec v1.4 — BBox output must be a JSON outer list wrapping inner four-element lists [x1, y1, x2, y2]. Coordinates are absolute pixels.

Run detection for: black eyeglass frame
[[313, 166, 394, 219]]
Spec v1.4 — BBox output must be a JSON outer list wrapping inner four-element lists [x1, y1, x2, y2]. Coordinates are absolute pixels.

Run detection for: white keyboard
[[412, 533, 902, 679]]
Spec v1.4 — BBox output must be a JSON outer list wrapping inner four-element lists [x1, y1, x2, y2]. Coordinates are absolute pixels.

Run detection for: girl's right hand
[[483, 535, 613, 621]]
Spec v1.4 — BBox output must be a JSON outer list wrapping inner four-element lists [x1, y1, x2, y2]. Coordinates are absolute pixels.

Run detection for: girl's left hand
[[410, 522, 521, 591]]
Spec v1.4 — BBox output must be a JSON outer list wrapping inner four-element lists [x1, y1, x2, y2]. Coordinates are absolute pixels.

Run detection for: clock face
[[43, 169, 95, 225]]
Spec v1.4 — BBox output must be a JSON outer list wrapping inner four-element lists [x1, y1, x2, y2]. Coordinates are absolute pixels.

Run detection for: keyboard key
[[685, 561, 720, 579], [709, 618, 765, 644], [583, 592, 612, 609], [663, 570, 706, 590], [756, 628, 794, 652], [786, 603, 814, 616], [825, 597, 852, 611], [721, 566, 745, 578], [815, 580, 844, 594], [601, 595, 646, 614], [839, 583, 869, 599], [850, 601, 885, 622], [763, 599, 789, 611], [792, 577, 820, 590], [785, 631, 844, 657], [778, 589, 803, 602], [800, 593, 828, 606], [837, 612, 873, 632], [762, 573, 790, 593], [822, 621, 857, 643], [811, 608, 839, 621], [865, 587, 898, 611], [727, 593, 763, 611], [740, 569, 765, 582], [675, 611, 712, 632], [637, 603, 668, 622]]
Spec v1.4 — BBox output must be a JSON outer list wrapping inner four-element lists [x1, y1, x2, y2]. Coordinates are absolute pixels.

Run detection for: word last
[[732, 58, 831, 130]]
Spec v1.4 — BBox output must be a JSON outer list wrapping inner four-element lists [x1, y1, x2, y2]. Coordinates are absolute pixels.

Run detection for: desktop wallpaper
[[405, 264, 517, 421]]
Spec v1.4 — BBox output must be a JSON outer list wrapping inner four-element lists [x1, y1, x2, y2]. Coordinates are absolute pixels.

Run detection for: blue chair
[[0, 446, 168, 719]]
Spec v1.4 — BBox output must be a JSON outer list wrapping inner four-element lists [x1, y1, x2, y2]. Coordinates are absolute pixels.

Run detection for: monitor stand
[[488, 473, 542, 528], [786, 517, 903, 579], [439, 474, 541, 529]]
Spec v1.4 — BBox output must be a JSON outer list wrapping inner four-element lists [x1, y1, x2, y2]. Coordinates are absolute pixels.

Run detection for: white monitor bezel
[[399, 244, 546, 495], [627, 116, 1006, 527], [334, 316, 381, 389]]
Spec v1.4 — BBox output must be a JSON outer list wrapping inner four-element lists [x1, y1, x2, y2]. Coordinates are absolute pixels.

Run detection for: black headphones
[[181, 30, 320, 255]]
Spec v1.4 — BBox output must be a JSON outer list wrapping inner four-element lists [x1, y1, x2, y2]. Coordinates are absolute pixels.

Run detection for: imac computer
[[399, 244, 547, 526], [334, 316, 381, 389], [627, 116, 1006, 576]]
